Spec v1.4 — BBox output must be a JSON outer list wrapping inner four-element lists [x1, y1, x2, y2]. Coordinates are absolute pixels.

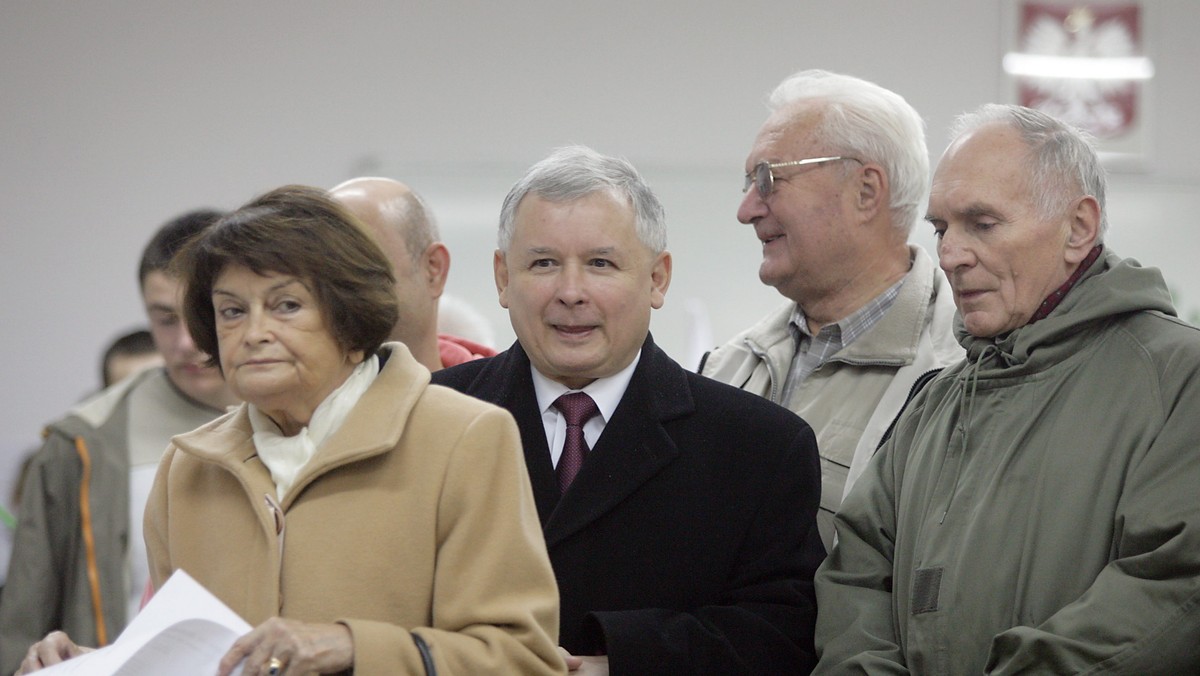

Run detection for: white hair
[[768, 69, 929, 233]]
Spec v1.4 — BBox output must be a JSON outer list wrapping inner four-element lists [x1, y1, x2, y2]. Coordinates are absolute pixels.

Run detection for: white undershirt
[[125, 465, 157, 621], [121, 368, 226, 621], [532, 350, 640, 467]]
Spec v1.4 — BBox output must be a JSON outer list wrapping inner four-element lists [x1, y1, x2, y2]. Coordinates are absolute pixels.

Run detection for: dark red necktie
[[553, 392, 599, 493]]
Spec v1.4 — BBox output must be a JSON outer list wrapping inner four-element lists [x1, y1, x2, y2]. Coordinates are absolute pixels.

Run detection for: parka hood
[[956, 250, 1177, 373]]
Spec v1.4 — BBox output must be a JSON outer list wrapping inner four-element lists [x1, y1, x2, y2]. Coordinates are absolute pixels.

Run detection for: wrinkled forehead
[[929, 154, 1053, 237], [939, 123, 1028, 175], [749, 104, 828, 164], [510, 192, 646, 254], [935, 127, 1033, 196]]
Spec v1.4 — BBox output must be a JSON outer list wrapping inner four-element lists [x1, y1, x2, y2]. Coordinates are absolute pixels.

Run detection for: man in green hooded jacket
[[814, 104, 1200, 674]]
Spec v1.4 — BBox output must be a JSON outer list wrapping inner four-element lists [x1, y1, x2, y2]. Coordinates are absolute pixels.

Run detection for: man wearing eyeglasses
[[700, 70, 963, 551]]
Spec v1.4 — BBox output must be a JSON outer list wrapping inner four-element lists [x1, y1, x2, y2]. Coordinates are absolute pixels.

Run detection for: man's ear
[[493, 250, 510, 309], [422, 243, 451, 299], [1064, 195, 1101, 264], [650, 251, 672, 310], [856, 162, 888, 219]]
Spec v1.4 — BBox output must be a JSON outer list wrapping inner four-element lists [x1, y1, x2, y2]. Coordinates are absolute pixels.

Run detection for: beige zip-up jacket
[[702, 246, 962, 549]]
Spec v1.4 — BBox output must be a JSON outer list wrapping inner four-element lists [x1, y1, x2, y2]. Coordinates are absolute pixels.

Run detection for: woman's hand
[[17, 631, 93, 673], [216, 618, 353, 676]]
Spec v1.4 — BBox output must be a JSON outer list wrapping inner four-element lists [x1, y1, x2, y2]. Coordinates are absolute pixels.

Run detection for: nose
[[555, 263, 587, 306], [175, 320, 199, 355], [737, 186, 768, 225], [244, 308, 274, 343], [937, 226, 974, 274]]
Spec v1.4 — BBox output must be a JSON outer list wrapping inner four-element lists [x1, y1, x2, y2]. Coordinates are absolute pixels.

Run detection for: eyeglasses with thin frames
[[743, 156, 860, 199]]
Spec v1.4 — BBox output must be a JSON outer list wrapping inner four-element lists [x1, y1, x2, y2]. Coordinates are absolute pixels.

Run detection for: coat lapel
[[543, 336, 694, 548], [457, 344, 563, 525]]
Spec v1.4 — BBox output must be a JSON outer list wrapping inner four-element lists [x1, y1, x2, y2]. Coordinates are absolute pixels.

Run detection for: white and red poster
[[1004, 2, 1152, 166]]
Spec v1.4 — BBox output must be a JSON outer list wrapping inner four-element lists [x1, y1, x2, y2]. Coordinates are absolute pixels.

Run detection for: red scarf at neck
[[1028, 244, 1104, 324]]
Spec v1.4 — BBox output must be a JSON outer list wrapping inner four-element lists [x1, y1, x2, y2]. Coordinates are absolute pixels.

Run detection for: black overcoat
[[433, 334, 825, 674]]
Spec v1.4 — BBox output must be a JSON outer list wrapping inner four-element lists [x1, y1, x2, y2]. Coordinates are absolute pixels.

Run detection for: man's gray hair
[[768, 69, 929, 234], [498, 145, 666, 254], [951, 103, 1108, 239]]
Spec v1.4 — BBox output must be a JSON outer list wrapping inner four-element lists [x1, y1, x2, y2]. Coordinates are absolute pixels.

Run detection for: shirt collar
[[531, 349, 641, 424], [788, 277, 906, 346]]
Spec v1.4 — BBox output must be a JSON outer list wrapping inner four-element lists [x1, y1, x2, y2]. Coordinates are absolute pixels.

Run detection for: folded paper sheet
[[39, 569, 251, 675]]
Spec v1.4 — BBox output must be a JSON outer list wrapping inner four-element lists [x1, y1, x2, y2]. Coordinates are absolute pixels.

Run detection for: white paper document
[[38, 569, 251, 675]]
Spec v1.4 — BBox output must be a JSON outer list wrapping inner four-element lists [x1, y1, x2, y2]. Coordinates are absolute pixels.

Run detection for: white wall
[[2, 1, 1199, 506]]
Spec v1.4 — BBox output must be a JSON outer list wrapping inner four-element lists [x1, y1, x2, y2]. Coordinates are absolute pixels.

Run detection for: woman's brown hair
[[177, 185, 399, 368]]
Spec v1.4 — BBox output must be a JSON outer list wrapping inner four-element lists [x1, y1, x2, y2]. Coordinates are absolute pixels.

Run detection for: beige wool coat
[[144, 343, 565, 675]]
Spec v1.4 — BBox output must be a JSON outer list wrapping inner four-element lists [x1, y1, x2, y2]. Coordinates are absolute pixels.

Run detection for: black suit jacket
[[432, 334, 825, 674]]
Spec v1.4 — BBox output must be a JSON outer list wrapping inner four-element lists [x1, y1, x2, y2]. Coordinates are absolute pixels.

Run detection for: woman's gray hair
[[768, 69, 929, 234], [498, 145, 666, 254], [951, 103, 1108, 239]]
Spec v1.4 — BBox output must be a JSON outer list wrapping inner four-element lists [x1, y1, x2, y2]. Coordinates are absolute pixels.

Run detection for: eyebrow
[[926, 202, 1003, 223], [213, 277, 307, 298], [523, 246, 620, 256]]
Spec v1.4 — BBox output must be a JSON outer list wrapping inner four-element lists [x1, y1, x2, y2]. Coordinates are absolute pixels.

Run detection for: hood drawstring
[[939, 343, 1009, 524]]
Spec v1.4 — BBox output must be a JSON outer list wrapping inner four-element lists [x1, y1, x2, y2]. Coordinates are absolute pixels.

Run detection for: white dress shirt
[[531, 350, 641, 468]]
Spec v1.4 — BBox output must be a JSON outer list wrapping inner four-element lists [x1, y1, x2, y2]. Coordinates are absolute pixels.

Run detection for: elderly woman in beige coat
[[19, 186, 564, 676]]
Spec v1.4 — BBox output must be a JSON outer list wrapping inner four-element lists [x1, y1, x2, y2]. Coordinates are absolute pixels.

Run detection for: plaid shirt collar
[[780, 278, 905, 403], [788, 277, 905, 351]]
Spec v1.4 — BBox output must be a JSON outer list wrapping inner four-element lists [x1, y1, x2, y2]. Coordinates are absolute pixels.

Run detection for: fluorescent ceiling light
[[1003, 53, 1155, 80]]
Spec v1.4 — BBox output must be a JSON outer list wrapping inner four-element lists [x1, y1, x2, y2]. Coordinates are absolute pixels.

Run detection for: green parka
[[0, 368, 222, 674], [815, 251, 1200, 674]]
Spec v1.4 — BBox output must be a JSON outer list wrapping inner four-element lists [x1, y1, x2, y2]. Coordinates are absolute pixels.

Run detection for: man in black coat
[[433, 145, 825, 675]]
